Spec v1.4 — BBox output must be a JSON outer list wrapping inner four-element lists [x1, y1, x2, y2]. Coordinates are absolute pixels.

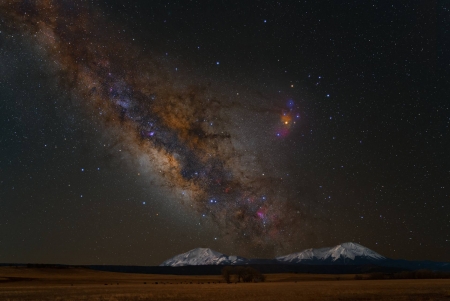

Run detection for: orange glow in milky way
[[276, 99, 301, 138], [1, 0, 312, 253]]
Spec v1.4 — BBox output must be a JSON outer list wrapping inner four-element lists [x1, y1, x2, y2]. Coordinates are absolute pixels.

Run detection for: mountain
[[159, 243, 450, 272], [160, 243, 384, 267], [160, 248, 248, 267], [276, 242, 385, 265]]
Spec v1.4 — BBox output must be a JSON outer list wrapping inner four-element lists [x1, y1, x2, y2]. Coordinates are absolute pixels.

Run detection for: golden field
[[0, 267, 449, 300]]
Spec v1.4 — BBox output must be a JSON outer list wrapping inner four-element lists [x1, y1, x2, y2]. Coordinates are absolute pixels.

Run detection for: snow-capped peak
[[160, 248, 247, 267], [160, 243, 386, 266], [327, 242, 385, 261], [276, 242, 385, 264]]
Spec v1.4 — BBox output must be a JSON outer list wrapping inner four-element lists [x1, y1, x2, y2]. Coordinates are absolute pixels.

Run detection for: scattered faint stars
[[0, 0, 447, 265]]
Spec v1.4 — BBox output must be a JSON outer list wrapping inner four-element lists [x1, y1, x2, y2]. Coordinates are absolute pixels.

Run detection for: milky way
[[1, 0, 312, 252]]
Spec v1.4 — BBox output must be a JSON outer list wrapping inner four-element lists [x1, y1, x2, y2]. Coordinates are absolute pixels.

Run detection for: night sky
[[0, 1, 448, 265]]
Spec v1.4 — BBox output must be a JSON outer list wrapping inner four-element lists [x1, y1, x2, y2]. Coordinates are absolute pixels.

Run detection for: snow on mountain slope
[[277, 242, 385, 264], [327, 242, 385, 261], [160, 248, 248, 267], [276, 247, 330, 263], [160, 243, 386, 266]]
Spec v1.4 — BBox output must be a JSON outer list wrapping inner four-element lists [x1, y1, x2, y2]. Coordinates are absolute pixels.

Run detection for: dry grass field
[[0, 267, 449, 300]]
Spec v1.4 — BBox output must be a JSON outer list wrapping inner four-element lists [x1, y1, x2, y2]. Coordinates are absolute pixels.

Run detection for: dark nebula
[[0, 0, 447, 264], [1, 1, 312, 254]]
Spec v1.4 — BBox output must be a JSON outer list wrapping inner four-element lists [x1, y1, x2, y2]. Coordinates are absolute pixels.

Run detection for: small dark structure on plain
[[221, 266, 266, 283]]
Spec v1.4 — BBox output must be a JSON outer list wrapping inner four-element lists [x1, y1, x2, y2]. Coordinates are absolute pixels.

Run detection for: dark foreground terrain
[[0, 266, 449, 301]]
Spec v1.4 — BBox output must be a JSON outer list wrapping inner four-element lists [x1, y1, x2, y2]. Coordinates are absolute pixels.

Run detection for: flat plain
[[0, 267, 449, 301]]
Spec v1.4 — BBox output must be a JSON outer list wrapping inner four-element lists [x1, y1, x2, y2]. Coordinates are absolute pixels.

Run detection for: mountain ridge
[[160, 247, 248, 267], [159, 242, 450, 272], [276, 242, 386, 264], [160, 242, 386, 267]]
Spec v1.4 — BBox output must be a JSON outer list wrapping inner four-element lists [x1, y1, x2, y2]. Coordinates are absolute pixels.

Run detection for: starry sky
[[0, 1, 448, 265]]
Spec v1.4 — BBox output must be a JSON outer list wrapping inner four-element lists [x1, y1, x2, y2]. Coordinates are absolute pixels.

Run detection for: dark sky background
[[0, 1, 449, 265]]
